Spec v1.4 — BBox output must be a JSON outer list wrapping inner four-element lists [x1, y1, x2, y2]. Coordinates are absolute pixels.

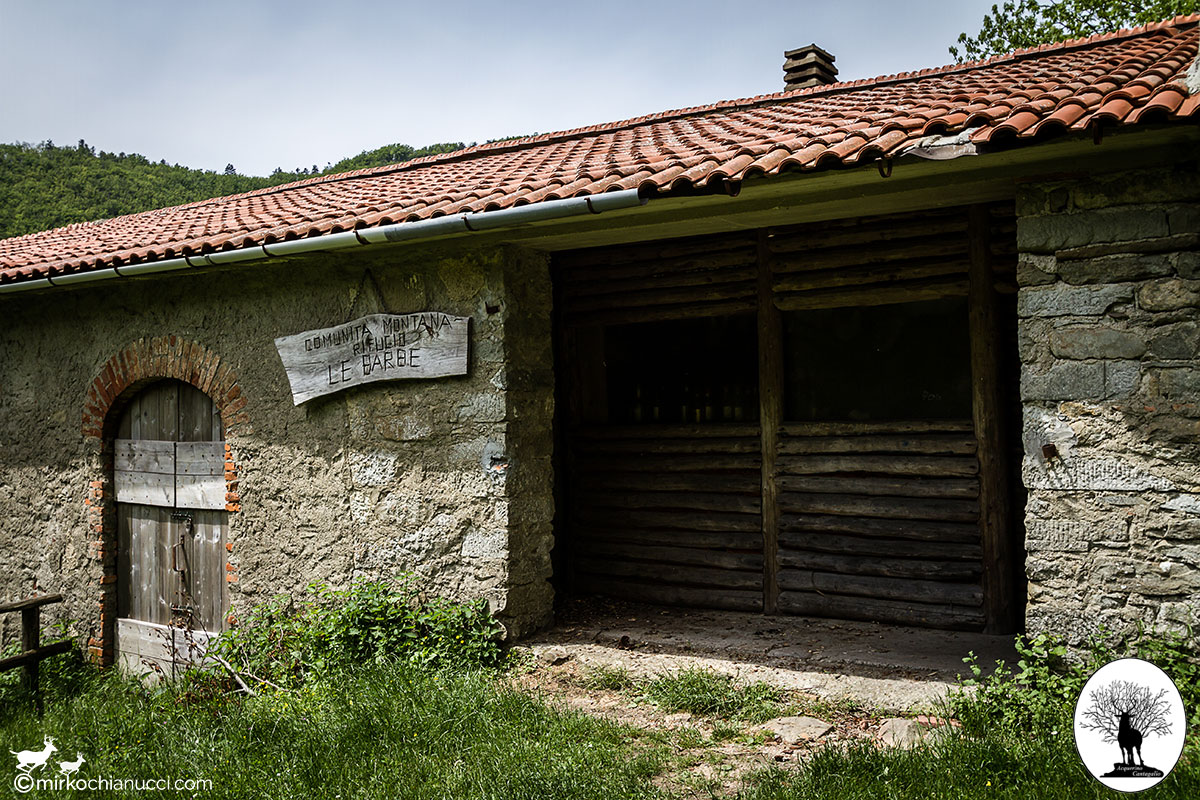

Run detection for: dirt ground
[[507, 597, 1012, 796]]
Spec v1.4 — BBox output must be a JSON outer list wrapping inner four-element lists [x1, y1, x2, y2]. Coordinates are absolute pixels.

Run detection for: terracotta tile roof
[[2, 15, 1197, 285]]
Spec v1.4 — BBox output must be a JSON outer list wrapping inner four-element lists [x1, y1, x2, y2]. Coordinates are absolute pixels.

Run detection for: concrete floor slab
[[524, 597, 1019, 712]]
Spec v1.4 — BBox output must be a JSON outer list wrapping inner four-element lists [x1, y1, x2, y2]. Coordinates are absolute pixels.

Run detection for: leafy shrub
[[209, 577, 505, 689], [953, 632, 1084, 736], [952, 625, 1199, 750]]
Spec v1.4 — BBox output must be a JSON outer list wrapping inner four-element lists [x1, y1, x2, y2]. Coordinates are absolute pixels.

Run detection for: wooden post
[[757, 231, 783, 615], [968, 205, 1017, 633], [0, 594, 70, 713]]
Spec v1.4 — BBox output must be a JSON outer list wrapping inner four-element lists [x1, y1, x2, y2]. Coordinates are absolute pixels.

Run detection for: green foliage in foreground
[[4, 588, 1198, 799], [206, 578, 505, 689], [2, 582, 659, 799], [953, 626, 1200, 752], [951, 0, 1199, 62], [742, 730, 1199, 799], [742, 627, 1200, 799]]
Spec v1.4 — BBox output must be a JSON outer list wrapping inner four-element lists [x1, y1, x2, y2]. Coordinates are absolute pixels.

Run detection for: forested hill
[[0, 139, 465, 240]]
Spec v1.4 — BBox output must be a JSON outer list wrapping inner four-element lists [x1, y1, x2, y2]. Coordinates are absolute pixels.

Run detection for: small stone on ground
[[761, 715, 833, 742], [536, 645, 572, 665], [876, 717, 928, 748]]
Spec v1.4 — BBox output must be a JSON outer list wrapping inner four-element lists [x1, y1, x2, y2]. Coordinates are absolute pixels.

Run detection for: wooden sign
[[274, 312, 469, 405]]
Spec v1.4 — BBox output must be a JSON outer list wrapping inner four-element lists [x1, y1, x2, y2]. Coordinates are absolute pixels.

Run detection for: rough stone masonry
[[0, 240, 556, 657], [2, 162, 1197, 658], [1017, 162, 1200, 643]]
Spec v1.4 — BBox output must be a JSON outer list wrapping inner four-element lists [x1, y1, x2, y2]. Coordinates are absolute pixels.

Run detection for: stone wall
[[1017, 162, 1200, 642], [0, 240, 556, 655]]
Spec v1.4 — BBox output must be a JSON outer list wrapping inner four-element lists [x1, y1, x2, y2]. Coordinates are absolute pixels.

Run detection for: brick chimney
[[783, 44, 838, 91]]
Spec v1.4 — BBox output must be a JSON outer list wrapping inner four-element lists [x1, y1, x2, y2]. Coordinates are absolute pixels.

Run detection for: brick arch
[[81, 336, 246, 665], [82, 335, 249, 440]]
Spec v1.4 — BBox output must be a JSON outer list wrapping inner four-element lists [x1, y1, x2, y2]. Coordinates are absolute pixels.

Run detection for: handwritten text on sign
[[275, 312, 469, 405]]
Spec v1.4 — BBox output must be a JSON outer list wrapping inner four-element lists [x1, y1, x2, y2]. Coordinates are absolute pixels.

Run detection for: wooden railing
[[0, 594, 72, 709]]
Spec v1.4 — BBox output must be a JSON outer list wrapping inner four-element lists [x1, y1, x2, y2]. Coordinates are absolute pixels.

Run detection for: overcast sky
[[1, 0, 1000, 177]]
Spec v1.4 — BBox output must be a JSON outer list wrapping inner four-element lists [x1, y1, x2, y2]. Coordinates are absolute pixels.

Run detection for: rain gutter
[[0, 189, 648, 295]]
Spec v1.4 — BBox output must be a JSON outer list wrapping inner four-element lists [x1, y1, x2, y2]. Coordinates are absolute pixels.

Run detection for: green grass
[[1, 662, 666, 800], [733, 628, 1199, 800], [640, 668, 787, 723], [6, 599, 1197, 799], [740, 725, 1200, 799], [580, 664, 637, 692], [8, 660, 1198, 800], [580, 664, 788, 723]]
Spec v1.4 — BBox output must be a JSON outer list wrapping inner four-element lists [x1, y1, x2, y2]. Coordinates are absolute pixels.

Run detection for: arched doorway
[[113, 380, 228, 675]]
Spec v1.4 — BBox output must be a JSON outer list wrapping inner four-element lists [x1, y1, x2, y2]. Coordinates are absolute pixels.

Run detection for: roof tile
[[2, 14, 1198, 284]]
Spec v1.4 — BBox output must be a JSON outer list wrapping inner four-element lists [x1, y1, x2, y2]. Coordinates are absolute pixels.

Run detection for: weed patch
[[640, 668, 787, 723], [952, 625, 1200, 755], [740, 626, 1200, 799], [580, 664, 636, 692], [206, 577, 504, 690]]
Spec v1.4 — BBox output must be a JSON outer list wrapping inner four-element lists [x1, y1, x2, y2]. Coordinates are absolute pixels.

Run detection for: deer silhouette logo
[[1075, 658, 1186, 790], [57, 753, 85, 776], [9, 736, 57, 774], [1117, 711, 1144, 768]]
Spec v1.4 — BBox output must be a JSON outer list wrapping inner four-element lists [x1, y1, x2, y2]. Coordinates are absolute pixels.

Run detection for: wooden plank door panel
[[175, 442, 226, 510], [185, 511, 226, 631], [115, 379, 228, 676], [117, 504, 173, 626], [114, 439, 176, 506]]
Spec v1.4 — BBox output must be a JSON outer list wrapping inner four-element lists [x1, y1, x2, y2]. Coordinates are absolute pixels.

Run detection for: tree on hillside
[[325, 142, 464, 174], [0, 139, 467, 239], [951, 0, 1199, 61]]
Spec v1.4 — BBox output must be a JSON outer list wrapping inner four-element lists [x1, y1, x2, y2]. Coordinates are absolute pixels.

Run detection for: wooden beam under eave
[[968, 204, 1018, 634], [756, 231, 783, 615]]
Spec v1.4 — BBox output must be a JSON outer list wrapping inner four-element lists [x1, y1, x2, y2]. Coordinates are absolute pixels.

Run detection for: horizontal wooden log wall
[[767, 205, 1017, 308], [558, 232, 759, 326], [775, 420, 985, 629], [553, 202, 1019, 631], [569, 425, 763, 611]]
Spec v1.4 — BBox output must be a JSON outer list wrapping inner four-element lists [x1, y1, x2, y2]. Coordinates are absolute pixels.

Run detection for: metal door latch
[[169, 512, 192, 575]]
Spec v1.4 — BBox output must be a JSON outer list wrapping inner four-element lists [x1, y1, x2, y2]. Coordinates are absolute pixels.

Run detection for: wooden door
[[114, 380, 227, 676]]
